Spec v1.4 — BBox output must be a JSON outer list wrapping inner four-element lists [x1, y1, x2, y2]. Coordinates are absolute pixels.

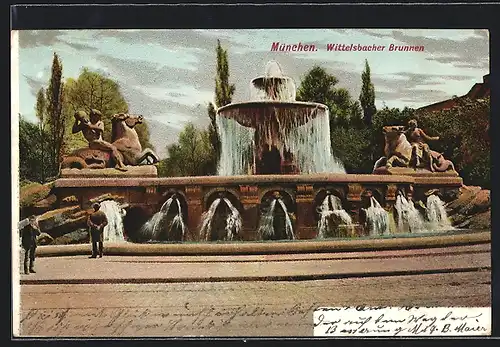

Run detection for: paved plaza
[[14, 241, 491, 337]]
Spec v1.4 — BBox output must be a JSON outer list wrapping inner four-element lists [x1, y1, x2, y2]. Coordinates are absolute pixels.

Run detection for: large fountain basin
[[52, 173, 463, 242]]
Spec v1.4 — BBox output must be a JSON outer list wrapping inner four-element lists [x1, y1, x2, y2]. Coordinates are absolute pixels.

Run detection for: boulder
[[86, 193, 127, 209], [456, 210, 491, 230], [446, 185, 491, 230], [19, 181, 53, 208], [446, 185, 482, 214], [37, 232, 54, 246], [61, 195, 79, 207], [52, 228, 90, 245], [19, 181, 56, 219], [467, 189, 490, 215], [37, 206, 90, 238]]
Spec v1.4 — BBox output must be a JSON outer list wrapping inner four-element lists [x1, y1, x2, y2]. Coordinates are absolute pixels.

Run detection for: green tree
[[35, 87, 46, 124], [19, 116, 54, 183], [45, 52, 65, 171], [158, 123, 213, 177], [207, 102, 218, 172], [416, 98, 490, 188], [35, 88, 47, 181], [206, 39, 236, 174], [359, 59, 377, 126], [214, 39, 236, 107], [296, 65, 354, 126], [63, 68, 153, 153], [296, 66, 338, 106], [349, 101, 364, 129], [296, 65, 367, 172]]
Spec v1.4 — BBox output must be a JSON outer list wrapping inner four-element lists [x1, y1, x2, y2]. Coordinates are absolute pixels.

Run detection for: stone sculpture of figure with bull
[[373, 119, 456, 174], [61, 109, 159, 171]]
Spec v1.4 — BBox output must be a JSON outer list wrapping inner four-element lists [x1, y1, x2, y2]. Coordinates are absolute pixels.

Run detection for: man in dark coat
[[21, 216, 40, 274], [87, 202, 108, 258]]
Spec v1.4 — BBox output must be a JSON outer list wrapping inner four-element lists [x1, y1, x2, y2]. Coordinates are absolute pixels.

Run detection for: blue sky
[[16, 29, 489, 158]]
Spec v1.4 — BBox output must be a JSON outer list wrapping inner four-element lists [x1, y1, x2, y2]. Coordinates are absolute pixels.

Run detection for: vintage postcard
[[12, 27, 491, 337]]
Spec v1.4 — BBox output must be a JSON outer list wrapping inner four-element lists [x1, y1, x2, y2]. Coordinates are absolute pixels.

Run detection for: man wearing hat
[[21, 215, 40, 274], [87, 202, 108, 258], [72, 109, 128, 171]]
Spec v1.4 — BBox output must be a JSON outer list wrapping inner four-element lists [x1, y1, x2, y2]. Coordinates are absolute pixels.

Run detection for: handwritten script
[[314, 306, 491, 336], [19, 302, 318, 336]]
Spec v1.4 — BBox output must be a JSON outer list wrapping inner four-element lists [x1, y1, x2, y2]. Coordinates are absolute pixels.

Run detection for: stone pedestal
[[385, 184, 398, 210], [295, 184, 315, 239], [239, 185, 260, 240], [185, 186, 203, 241], [60, 165, 158, 178], [373, 166, 459, 177], [347, 183, 363, 224]]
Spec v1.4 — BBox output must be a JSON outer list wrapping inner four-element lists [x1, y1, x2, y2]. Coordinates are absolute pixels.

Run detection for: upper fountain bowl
[[217, 60, 329, 128], [249, 61, 297, 102]]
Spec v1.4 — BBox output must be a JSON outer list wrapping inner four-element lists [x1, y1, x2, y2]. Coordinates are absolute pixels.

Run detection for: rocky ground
[[446, 185, 491, 230], [19, 182, 127, 245]]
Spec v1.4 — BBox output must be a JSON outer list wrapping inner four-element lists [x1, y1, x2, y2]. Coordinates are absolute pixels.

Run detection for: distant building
[[417, 74, 490, 113]]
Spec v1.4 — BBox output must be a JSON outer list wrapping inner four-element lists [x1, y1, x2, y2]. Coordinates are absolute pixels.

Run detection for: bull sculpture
[[373, 125, 455, 173]]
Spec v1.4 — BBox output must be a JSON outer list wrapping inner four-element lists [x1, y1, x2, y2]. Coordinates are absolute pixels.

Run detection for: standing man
[[21, 215, 40, 274], [87, 202, 108, 258], [72, 109, 128, 171]]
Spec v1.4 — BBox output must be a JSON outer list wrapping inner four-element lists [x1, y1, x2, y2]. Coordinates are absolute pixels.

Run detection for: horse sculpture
[[61, 113, 159, 170], [373, 125, 455, 173]]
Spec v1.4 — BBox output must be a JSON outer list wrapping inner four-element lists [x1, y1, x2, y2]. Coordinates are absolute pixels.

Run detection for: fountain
[[316, 192, 353, 238], [258, 191, 295, 240], [394, 191, 425, 233], [199, 193, 243, 241], [426, 193, 453, 231], [52, 60, 464, 243], [216, 60, 345, 175], [139, 193, 187, 242], [99, 200, 126, 242], [361, 192, 390, 237]]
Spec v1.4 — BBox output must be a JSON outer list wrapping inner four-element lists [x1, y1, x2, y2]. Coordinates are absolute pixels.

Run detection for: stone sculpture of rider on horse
[[61, 109, 159, 171]]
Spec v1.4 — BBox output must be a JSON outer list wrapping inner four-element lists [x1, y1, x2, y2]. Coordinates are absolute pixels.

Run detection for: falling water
[[258, 199, 277, 239], [217, 106, 345, 175], [216, 115, 256, 176], [139, 196, 187, 241], [152, 197, 174, 239], [363, 197, 390, 236], [223, 198, 243, 240], [265, 60, 285, 78], [199, 198, 222, 241], [426, 194, 452, 230], [172, 198, 188, 239], [277, 199, 295, 240], [283, 109, 345, 174], [99, 200, 126, 242], [394, 194, 425, 233], [317, 195, 353, 238], [199, 198, 242, 241], [258, 198, 295, 240], [250, 61, 296, 101]]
